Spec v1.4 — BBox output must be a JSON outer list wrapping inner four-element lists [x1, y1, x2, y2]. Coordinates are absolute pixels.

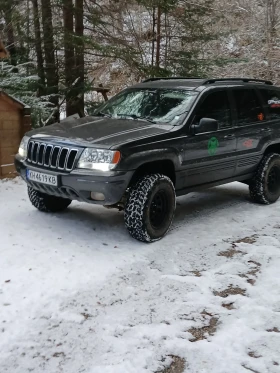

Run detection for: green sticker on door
[[208, 137, 219, 156]]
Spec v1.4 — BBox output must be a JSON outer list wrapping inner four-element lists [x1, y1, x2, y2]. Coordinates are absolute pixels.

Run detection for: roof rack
[[142, 77, 274, 86], [203, 78, 273, 86], [142, 77, 202, 83]]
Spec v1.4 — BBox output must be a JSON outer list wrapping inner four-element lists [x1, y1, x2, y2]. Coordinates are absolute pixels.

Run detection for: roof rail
[[142, 77, 202, 83], [141, 77, 274, 86], [203, 78, 273, 86]]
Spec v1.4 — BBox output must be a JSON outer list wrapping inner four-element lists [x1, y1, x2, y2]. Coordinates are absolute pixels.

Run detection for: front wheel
[[249, 153, 280, 204], [124, 174, 176, 243], [28, 186, 72, 212]]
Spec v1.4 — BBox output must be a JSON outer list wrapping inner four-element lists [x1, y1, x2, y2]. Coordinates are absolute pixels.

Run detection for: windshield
[[95, 88, 198, 125]]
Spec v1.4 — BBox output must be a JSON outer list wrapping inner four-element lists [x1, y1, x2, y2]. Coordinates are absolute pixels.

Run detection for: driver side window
[[194, 90, 231, 129]]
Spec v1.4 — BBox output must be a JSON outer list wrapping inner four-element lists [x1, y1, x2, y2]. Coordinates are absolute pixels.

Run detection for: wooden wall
[[0, 97, 31, 179]]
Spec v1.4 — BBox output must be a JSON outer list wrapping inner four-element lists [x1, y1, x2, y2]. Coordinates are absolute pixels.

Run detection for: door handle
[[224, 134, 235, 139], [260, 128, 272, 133]]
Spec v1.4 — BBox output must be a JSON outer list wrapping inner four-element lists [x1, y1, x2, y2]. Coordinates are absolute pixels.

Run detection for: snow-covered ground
[[1, 178, 280, 373]]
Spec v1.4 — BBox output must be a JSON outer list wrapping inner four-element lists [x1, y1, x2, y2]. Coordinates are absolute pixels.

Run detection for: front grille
[[27, 141, 79, 171]]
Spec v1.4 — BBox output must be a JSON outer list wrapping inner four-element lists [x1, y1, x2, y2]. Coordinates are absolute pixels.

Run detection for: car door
[[230, 87, 272, 177], [182, 88, 237, 187]]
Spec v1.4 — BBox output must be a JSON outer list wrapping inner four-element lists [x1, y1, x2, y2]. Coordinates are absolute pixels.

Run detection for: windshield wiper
[[95, 111, 112, 118], [116, 113, 156, 124], [131, 115, 156, 124]]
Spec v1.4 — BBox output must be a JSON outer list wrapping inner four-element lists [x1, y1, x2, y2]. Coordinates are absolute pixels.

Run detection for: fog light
[[91, 192, 105, 201]]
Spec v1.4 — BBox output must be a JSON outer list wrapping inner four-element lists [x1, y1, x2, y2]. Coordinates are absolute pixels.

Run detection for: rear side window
[[259, 89, 280, 120], [233, 89, 265, 125], [195, 90, 231, 129]]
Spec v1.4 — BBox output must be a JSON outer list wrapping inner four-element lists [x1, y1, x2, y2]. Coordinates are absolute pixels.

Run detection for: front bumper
[[15, 155, 133, 205]]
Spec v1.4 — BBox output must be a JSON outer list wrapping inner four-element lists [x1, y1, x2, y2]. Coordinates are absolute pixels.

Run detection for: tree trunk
[[74, 0, 84, 116], [2, 1, 17, 65], [41, 0, 59, 122], [151, 7, 156, 74], [63, 0, 76, 117], [32, 0, 45, 94], [155, 6, 161, 73]]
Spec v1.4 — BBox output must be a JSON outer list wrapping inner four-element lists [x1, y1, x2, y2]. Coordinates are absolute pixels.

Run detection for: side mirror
[[192, 118, 218, 134]]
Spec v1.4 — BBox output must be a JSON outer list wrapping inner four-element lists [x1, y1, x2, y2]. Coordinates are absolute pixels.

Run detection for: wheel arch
[[264, 142, 280, 155], [128, 159, 176, 188]]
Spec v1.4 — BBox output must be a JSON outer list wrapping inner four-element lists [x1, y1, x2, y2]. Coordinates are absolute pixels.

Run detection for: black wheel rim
[[268, 165, 280, 194], [149, 190, 170, 230]]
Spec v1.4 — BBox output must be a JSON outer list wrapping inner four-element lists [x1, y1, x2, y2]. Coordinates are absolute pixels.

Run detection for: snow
[[1, 178, 280, 373]]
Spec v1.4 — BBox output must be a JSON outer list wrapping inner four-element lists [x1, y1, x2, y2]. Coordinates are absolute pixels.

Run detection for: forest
[[0, 0, 279, 126]]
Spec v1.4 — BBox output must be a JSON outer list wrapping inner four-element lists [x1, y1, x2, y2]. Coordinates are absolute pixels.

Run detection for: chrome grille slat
[[56, 147, 63, 169], [58, 148, 69, 170], [42, 144, 47, 165], [44, 145, 53, 166], [64, 149, 71, 170], [66, 149, 78, 171], [32, 142, 39, 164], [27, 141, 79, 172], [50, 146, 60, 168], [49, 146, 56, 168], [27, 141, 34, 161], [37, 143, 45, 165]]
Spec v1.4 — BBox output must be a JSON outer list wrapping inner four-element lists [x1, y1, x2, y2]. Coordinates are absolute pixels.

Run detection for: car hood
[[28, 116, 171, 148]]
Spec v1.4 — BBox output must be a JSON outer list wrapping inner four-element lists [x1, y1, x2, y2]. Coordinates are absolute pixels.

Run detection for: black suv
[[15, 77, 280, 242]]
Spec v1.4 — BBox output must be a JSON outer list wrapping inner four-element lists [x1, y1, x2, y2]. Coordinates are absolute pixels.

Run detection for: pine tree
[[74, 0, 84, 116], [62, 0, 85, 117], [41, 0, 59, 121], [0, 0, 17, 65], [0, 61, 53, 126], [31, 0, 45, 94]]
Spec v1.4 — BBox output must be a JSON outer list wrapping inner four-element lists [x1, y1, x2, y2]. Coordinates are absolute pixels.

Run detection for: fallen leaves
[[157, 356, 185, 373], [213, 286, 246, 298]]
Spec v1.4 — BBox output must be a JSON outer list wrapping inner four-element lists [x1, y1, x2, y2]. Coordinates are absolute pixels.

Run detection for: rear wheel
[[124, 174, 176, 242], [249, 153, 280, 204], [28, 186, 72, 212]]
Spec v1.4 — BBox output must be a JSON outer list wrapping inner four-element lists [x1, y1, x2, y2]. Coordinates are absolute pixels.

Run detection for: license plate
[[26, 170, 58, 186]]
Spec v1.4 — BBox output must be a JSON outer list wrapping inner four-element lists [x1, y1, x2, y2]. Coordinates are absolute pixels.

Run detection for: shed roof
[[0, 90, 31, 114], [0, 40, 8, 59]]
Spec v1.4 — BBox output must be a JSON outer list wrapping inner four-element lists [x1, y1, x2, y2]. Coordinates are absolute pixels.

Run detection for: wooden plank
[[0, 145, 19, 155], [0, 171, 17, 179], [0, 111, 20, 120], [0, 137, 21, 148], [2, 120, 21, 131], [0, 133, 20, 148], [0, 98, 16, 111], [0, 151, 16, 165], [1, 164, 16, 177], [0, 93, 24, 109], [0, 39, 9, 59], [0, 95, 27, 179], [22, 115, 31, 133]]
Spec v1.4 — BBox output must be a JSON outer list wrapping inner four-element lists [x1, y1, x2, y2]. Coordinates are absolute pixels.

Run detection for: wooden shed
[[0, 39, 9, 59], [0, 91, 31, 179]]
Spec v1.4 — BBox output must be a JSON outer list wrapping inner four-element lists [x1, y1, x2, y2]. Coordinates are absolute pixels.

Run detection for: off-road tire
[[249, 153, 280, 204], [28, 186, 72, 212], [124, 174, 176, 243]]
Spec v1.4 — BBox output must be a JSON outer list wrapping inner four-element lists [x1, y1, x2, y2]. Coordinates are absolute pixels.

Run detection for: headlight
[[77, 148, 121, 171], [18, 136, 30, 158]]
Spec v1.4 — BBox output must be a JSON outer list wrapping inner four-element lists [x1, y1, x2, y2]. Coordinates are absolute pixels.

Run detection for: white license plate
[[27, 170, 58, 186]]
